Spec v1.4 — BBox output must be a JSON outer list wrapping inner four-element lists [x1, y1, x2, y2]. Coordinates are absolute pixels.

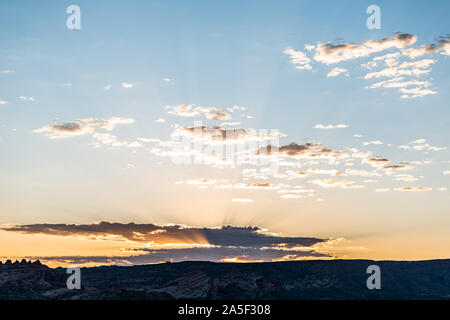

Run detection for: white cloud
[[327, 67, 349, 78], [121, 82, 134, 89], [310, 178, 363, 189], [314, 33, 417, 65], [399, 87, 437, 98], [227, 106, 246, 113], [166, 104, 233, 120], [367, 77, 431, 90], [363, 140, 383, 146], [314, 124, 348, 129], [283, 47, 312, 70], [18, 96, 35, 101]]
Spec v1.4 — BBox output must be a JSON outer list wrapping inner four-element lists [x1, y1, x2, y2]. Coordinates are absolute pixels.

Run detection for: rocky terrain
[[1, 259, 449, 299]]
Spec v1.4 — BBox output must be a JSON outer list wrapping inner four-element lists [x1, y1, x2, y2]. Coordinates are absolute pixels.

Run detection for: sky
[[0, 0, 449, 267]]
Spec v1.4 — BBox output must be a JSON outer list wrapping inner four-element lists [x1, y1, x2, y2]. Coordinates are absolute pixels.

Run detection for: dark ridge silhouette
[[1, 259, 449, 300]]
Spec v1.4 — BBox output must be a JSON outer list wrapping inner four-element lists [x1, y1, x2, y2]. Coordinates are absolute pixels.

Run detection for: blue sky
[[0, 1, 449, 265]]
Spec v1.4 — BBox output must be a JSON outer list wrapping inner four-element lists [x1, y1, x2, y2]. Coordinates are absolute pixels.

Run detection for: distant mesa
[[0, 259, 42, 268]]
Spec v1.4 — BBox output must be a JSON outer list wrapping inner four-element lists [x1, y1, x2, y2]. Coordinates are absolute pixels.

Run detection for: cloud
[[398, 139, 446, 151], [285, 32, 445, 98], [166, 104, 234, 120], [93, 132, 122, 146], [395, 186, 432, 192], [104, 84, 111, 90], [364, 52, 437, 98], [186, 178, 217, 187], [173, 125, 284, 144], [363, 157, 390, 168], [33, 245, 330, 266], [444, 170, 450, 175], [1, 222, 327, 249], [235, 182, 280, 190], [399, 87, 437, 98], [283, 47, 312, 70], [0, 98, 8, 105], [363, 140, 383, 146], [402, 35, 450, 58], [345, 169, 380, 177], [367, 77, 432, 90], [364, 63, 433, 79], [394, 174, 418, 182], [313, 33, 417, 65], [382, 164, 412, 171], [34, 122, 91, 138], [314, 124, 348, 129], [18, 96, 35, 102], [162, 78, 171, 83], [205, 112, 232, 121], [166, 105, 192, 117], [0, 69, 15, 74], [310, 178, 363, 189], [154, 118, 166, 123], [327, 67, 349, 78], [261, 142, 349, 160], [34, 117, 135, 139], [227, 106, 246, 113], [121, 82, 134, 88]]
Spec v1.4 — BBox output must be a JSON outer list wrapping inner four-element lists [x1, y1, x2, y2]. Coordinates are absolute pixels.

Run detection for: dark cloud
[[366, 157, 390, 163], [2, 222, 324, 248], [314, 33, 417, 64], [47, 123, 83, 133], [33, 246, 330, 266], [257, 142, 347, 159], [2, 222, 333, 266], [382, 164, 408, 170]]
